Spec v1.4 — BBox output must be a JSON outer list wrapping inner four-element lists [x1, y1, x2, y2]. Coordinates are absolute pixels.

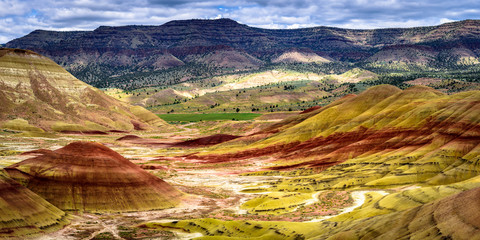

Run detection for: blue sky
[[1, 0, 479, 43]]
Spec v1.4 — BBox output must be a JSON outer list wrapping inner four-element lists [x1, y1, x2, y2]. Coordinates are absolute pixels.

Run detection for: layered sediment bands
[[329, 175, 480, 222], [0, 170, 68, 238], [149, 186, 480, 239], [190, 85, 480, 190], [319, 186, 480, 239], [5, 142, 182, 212], [175, 134, 240, 147], [0, 48, 170, 132]]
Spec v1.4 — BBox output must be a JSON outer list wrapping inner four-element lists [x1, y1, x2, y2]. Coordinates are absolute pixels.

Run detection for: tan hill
[[5, 141, 182, 212], [111, 69, 328, 111], [330, 68, 378, 83], [0, 169, 68, 238], [0, 48, 171, 133], [185, 49, 263, 69], [271, 49, 331, 64]]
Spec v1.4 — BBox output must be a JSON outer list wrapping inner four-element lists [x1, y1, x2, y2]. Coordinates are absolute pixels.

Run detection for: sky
[[1, 0, 479, 43]]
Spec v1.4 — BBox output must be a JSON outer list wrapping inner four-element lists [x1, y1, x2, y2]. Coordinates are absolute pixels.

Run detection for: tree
[[236, 108, 240, 112]]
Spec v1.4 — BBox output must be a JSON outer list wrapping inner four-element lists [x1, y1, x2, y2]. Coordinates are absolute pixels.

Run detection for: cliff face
[[6, 19, 480, 87], [9, 19, 480, 56]]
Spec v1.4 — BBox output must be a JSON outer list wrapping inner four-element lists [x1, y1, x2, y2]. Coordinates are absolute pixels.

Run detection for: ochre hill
[[0, 48, 170, 133], [191, 85, 480, 189], [4, 141, 182, 212], [0, 170, 68, 238]]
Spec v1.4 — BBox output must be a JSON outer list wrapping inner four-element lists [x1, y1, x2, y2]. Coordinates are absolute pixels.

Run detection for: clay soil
[[0, 129, 358, 240]]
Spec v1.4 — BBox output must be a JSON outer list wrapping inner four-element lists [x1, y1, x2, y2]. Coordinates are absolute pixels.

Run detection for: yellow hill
[[0, 170, 68, 238]]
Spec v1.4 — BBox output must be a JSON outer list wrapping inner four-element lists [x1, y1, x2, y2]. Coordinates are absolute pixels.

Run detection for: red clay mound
[[300, 106, 322, 114], [116, 134, 142, 141], [115, 134, 178, 147], [5, 141, 182, 212], [175, 134, 240, 147], [108, 130, 129, 133]]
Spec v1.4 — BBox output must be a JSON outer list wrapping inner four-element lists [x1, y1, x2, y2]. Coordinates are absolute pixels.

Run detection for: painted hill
[[4, 141, 182, 212], [145, 85, 480, 240], [190, 85, 480, 187], [0, 48, 171, 133], [6, 19, 480, 88], [0, 169, 68, 238]]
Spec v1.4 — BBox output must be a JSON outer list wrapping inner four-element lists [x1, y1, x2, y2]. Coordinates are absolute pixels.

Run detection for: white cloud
[[0, 0, 29, 17]]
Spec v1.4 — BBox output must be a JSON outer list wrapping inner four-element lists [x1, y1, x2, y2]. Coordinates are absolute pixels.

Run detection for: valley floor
[[1, 115, 479, 240], [0, 129, 374, 239]]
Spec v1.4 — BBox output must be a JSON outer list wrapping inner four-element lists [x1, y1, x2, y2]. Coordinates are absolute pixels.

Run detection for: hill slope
[[5, 141, 182, 212], [0, 48, 170, 133], [0, 170, 68, 238], [190, 85, 480, 190]]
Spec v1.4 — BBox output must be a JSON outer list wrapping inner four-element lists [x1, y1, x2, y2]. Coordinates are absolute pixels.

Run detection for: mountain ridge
[[6, 18, 480, 89], [10, 18, 480, 53]]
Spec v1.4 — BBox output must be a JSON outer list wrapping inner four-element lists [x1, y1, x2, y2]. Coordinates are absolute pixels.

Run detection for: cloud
[[1, 0, 479, 43]]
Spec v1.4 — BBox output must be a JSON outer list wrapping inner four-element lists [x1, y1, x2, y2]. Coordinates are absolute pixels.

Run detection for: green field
[[157, 113, 262, 122]]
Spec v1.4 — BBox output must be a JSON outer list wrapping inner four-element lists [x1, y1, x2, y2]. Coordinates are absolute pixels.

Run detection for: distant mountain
[[6, 19, 480, 88], [0, 48, 171, 133]]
